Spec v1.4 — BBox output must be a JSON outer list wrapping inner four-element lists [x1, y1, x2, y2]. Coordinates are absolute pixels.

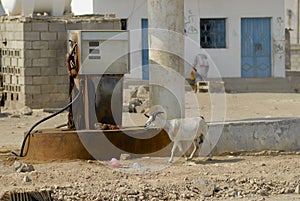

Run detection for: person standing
[[193, 53, 209, 92]]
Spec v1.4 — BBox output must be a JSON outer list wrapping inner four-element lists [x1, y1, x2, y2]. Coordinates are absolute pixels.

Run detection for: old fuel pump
[[67, 30, 130, 130]]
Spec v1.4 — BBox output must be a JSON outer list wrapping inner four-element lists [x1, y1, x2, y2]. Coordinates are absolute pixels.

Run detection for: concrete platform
[[24, 127, 172, 161], [23, 117, 300, 161], [208, 117, 300, 155], [23, 128, 94, 161], [222, 78, 297, 93]]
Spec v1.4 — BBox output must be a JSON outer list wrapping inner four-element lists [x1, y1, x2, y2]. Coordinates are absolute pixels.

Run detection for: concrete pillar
[[147, 0, 185, 119]]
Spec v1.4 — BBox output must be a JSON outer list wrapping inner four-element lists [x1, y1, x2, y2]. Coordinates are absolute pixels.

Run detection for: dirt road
[[0, 92, 300, 200]]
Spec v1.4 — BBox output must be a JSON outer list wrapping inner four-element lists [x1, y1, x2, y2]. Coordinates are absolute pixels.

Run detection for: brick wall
[[0, 16, 120, 109]]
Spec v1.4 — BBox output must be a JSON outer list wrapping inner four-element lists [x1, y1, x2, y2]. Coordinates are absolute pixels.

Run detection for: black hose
[[12, 92, 81, 157]]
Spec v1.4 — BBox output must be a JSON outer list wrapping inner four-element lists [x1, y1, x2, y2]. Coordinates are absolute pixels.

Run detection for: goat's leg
[[199, 134, 213, 161], [205, 134, 213, 160], [169, 142, 177, 163], [177, 142, 188, 160], [198, 134, 206, 160], [188, 139, 199, 160]]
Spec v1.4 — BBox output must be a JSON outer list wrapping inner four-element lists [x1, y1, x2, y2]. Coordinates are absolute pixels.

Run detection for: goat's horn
[[152, 111, 164, 117], [144, 114, 149, 118]]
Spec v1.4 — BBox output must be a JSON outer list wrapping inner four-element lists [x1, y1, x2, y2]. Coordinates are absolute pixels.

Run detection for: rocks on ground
[[13, 161, 34, 173], [1, 154, 300, 201], [295, 184, 300, 194], [20, 106, 33, 116], [128, 85, 149, 113]]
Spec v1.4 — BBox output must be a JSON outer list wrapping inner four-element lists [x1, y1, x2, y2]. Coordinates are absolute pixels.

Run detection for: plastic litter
[[132, 162, 142, 169], [109, 158, 122, 168]]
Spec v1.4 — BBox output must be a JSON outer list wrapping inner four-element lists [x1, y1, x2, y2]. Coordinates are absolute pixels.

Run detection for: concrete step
[[286, 70, 300, 92], [222, 78, 297, 93]]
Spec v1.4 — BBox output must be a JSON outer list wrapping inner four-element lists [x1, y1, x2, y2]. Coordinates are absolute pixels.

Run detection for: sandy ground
[[0, 92, 300, 200]]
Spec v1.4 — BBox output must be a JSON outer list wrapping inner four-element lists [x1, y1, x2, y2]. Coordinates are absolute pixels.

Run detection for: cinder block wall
[[0, 20, 24, 109], [0, 16, 120, 109]]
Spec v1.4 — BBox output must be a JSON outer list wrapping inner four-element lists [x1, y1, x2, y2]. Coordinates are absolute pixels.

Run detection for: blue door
[[142, 19, 149, 80], [241, 18, 271, 77]]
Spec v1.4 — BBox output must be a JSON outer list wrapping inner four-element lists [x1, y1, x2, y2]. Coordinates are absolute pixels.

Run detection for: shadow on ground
[[194, 157, 244, 165]]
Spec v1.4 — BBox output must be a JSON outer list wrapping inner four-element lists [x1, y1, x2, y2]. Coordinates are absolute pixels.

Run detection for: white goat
[[144, 112, 211, 163]]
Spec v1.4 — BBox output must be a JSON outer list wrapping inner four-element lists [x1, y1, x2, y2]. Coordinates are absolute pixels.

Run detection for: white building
[[285, 0, 300, 45], [71, 0, 285, 80], [284, 0, 300, 71]]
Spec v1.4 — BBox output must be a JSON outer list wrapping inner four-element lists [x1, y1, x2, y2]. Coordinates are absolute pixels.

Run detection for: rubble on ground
[[1, 154, 300, 201], [13, 161, 34, 173], [127, 85, 150, 113]]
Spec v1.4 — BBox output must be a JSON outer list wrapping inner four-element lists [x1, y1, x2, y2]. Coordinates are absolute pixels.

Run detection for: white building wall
[[71, 0, 94, 15], [93, 0, 147, 79], [71, 0, 285, 78], [285, 0, 298, 44], [185, 0, 285, 78]]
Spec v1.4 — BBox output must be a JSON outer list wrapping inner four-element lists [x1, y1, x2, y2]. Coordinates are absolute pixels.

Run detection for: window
[[200, 18, 226, 48]]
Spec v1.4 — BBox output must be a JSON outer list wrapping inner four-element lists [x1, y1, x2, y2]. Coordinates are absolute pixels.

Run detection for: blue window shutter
[[211, 19, 225, 48]]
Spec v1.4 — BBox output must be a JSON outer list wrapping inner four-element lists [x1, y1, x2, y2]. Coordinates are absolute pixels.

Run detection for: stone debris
[[13, 161, 35, 173], [132, 162, 142, 169], [32, 175, 300, 200], [23, 175, 31, 182], [2, 155, 300, 200], [13, 161, 22, 171], [136, 99, 150, 113], [194, 178, 215, 197], [120, 154, 131, 160], [128, 85, 150, 113], [295, 184, 300, 194], [136, 86, 148, 99], [128, 99, 142, 113], [20, 106, 33, 115]]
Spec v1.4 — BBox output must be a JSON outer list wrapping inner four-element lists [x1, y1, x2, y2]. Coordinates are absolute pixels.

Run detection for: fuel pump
[[67, 30, 130, 130]]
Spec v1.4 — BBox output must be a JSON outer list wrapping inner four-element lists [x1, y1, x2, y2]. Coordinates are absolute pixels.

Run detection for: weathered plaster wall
[[207, 118, 300, 155]]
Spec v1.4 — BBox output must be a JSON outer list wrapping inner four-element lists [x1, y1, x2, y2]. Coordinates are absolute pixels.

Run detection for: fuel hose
[[12, 92, 81, 157]]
